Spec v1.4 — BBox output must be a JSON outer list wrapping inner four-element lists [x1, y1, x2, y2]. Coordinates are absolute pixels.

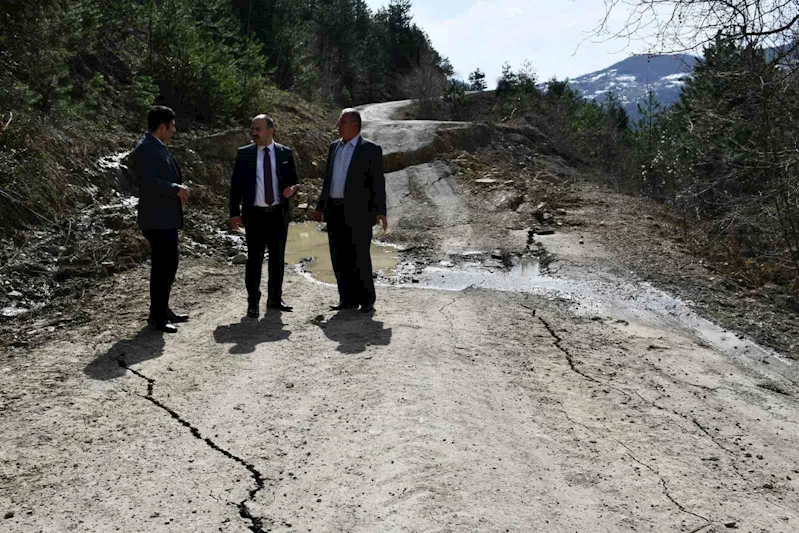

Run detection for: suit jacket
[[229, 142, 299, 218], [316, 136, 386, 226], [131, 133, 184, 231]]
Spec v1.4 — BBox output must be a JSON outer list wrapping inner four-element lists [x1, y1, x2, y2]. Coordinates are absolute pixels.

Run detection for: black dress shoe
[[267, 303, 293, 312], [330, 303, 358, 311], [246, 306, 259, 318], [151, 320, 178, 333], [359, 303, 375, 313], [166, 309, 189, 323]]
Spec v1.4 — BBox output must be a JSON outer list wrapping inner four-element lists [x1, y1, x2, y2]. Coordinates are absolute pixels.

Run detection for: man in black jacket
[[313, 108, 387, 313], [230, 114, 299, 317], [130, 106, 190, 333]]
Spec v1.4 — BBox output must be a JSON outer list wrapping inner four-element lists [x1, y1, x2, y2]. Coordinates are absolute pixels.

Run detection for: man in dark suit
[[230, 114, 299, 317], [312, 108, 388, 314], [130, 105, 191, 333]]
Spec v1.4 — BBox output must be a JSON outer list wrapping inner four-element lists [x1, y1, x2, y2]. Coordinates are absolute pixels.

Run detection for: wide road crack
[[531, 306, 752, 480], [438, 296, 459, 345], [632, 389, 749, 481], [117, 355, 269, 532], [536, 313, 600, 383]]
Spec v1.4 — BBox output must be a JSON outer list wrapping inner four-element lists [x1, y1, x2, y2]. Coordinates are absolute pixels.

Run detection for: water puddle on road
[[414, 256, 543, 292], [285, 222, 398, 284], [285, 227, 794, 379], [411, 256, 797, 381]]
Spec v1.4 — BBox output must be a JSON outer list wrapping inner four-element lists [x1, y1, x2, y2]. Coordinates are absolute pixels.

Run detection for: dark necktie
[[262, 147, 274, 206]]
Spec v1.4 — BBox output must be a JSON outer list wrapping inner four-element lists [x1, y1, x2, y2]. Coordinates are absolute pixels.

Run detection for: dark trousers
[[244, 207, 289, 307], [327, 201, 375, 307], [143, 229, 179, 321]]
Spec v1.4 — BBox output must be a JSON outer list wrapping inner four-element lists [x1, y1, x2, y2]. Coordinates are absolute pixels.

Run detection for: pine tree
[[496, 62, 518, 98], [468, 68, 487, 91]]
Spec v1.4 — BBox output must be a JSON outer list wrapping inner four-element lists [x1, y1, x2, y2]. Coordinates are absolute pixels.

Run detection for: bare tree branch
[[0, 111, 12, 136], [594, 1, 799, 54]]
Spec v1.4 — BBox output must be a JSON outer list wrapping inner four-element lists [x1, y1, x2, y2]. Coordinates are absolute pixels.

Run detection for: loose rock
[[489, 190, 524, 211]]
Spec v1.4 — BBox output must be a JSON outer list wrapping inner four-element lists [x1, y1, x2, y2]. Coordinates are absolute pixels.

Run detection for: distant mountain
[[565, 54, 698, 123]]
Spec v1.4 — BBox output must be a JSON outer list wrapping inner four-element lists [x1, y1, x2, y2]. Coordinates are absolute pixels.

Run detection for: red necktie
[[262, 147, 274, 206]]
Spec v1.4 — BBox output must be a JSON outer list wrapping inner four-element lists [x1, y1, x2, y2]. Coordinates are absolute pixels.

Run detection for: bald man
[[230, 114, 299, 317]]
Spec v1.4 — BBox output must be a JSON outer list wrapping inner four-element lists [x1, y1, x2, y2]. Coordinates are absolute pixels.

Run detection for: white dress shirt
[[329, 134, 360, 199], [255, 142, 279, 207]]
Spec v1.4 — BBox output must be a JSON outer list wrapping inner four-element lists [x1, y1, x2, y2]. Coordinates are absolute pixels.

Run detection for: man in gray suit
[[130, 106, 190, 333], [313, 108, 387, 313]]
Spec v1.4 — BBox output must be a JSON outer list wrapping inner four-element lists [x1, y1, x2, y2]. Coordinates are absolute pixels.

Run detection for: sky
[[364, 0, 657, 86]]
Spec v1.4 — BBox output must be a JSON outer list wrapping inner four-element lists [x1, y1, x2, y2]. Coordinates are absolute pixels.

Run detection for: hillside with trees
[[597, 1, 799, 300], [0, 0, 450, 232]]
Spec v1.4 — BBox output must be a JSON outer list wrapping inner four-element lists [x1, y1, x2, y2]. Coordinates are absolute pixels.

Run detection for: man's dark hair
[[148, 106, 176, 132]]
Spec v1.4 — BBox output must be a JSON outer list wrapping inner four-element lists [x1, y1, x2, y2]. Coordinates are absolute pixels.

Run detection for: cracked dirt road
[[2, 100, 799, 533]]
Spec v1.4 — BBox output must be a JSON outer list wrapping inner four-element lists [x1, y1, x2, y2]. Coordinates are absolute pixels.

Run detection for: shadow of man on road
[[315, 311, 392, 354], [84, 326, 166, 381], [213, 310, 291, 355]]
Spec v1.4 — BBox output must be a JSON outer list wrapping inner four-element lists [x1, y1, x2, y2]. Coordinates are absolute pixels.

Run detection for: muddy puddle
[[413, 256, 543, 292], [408, 253, 798, 382], [285, 222, 398, 284], [284, 227, 794, 380]]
